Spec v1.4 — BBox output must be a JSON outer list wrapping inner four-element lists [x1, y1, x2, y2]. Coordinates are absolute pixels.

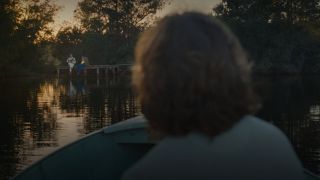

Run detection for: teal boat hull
[[13, 116, 320, 180]]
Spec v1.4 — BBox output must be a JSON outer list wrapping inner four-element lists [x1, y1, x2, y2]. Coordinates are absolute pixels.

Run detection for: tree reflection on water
[[0, 76, 319, 179], [0, 77, 140, 179], [256, 76, 320, 175]]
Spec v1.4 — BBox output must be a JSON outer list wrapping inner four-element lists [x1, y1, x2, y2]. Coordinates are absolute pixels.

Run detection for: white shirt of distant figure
[[66, 54, 76, 72]]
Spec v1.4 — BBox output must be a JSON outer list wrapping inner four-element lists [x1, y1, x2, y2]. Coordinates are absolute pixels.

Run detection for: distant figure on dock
[[81, 56, 89, 65], [122, 12, 304, 180], [66, 54, 76, 73], [76, 57, 87, 76]]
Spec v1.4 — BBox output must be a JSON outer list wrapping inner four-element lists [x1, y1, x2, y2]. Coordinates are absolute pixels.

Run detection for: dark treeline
[[0, 0, 59, 76], [55, 0, 167, 65], [0, 0, 167, 77], [214, 0, 320, 74], [2, 0, 320, 76]]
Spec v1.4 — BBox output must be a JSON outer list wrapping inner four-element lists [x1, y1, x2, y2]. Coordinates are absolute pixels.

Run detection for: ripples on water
[[0, 77, 140, 180], [0, 76, 319, 179], [256, 76, 320, 176]]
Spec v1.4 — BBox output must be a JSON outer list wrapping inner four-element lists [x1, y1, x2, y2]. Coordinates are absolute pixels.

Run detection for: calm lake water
[[0, 76, 319, 179]]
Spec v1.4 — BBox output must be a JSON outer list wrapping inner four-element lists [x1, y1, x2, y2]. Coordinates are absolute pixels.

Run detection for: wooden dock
[[57, 64, 132, 77]]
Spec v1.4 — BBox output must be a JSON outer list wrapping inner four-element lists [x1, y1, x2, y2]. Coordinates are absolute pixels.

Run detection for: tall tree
[[54, 0, 168, 65], [75, 0, 167, 36], [214, 0, 320, 24], [0, 0, 60, 75], [16, 0, 60, 43], [54, 26, 83, 61], [13, 0, 60, 66], [0, 0, 19, 70], [214, 0, 320, 74]]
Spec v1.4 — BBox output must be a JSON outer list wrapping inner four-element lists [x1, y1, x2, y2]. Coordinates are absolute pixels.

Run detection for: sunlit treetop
[[74, 0, 169, 36], [13, 0, 60, 44]]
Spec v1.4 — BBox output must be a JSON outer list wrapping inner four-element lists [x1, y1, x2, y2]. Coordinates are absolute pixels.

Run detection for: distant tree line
[[54, 0, 168, 65], [214, 0, 320, 74], [0, 0, 59, 76], [0, 0, 167, 77], [2, 0, 320, 76]]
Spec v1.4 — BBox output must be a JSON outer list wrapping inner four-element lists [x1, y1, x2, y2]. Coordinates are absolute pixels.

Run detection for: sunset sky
[[53, 0, 221, 31]]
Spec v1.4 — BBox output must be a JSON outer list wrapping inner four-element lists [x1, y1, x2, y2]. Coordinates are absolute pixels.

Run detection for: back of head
[[133, 12, 259, 137]]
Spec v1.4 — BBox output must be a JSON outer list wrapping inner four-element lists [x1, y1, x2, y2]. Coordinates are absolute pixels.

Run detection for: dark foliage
[[214, 0, 320, 74], [54, 0, 168, 65], [0, 0, 59, 77]]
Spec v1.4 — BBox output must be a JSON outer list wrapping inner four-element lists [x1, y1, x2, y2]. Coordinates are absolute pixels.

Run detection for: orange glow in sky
[[53, 0, 221, 33]]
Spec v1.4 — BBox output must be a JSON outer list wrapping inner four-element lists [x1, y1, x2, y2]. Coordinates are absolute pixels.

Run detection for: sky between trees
[[53, 0, 221, 34]]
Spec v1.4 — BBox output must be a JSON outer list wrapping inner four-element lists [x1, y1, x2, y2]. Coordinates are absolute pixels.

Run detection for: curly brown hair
[[132, 12, 260, 137]]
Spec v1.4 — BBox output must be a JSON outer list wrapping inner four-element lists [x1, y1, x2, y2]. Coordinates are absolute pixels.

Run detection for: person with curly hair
[[123, 12, 304, 180]]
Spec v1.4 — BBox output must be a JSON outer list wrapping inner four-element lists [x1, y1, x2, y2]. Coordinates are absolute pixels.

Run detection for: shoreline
[[2, 65, 320, 79]]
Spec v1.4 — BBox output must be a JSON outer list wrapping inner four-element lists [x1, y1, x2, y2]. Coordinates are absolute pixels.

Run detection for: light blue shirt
[[122, 116, 305, 180]]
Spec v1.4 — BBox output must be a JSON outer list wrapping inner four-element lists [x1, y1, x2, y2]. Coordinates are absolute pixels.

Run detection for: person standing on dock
[[76, 56, 87, 76], [66, 54, 76, 74]]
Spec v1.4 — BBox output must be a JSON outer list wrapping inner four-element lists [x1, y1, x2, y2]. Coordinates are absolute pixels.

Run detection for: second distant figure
[[76, 56, 87, 76]]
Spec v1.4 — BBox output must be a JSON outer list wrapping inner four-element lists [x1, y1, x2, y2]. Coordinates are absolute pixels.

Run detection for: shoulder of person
[[235, 115, 300, 159], [122, 116, 304, 180], [237, 115, 286, 137]]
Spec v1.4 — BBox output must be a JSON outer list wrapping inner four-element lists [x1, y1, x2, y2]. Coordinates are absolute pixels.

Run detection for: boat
[[13, 116, 320, 180]]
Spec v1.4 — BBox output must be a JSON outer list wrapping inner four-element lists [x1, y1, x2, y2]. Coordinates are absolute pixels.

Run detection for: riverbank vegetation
[[55, 0, 167, 65], [0, 0, 167, 77], [214, 0, 320, 74], [0, 0, 60, 77], [1, 0, 320, 76]]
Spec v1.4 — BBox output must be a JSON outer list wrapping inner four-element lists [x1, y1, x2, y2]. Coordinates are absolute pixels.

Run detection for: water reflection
[[0, 76, 320, 179], [0, 77, 140, 180], [256, 76, 320, 175]]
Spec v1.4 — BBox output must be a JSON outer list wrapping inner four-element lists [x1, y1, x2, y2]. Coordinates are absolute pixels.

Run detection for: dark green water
[[0, 76, 319, 179]]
